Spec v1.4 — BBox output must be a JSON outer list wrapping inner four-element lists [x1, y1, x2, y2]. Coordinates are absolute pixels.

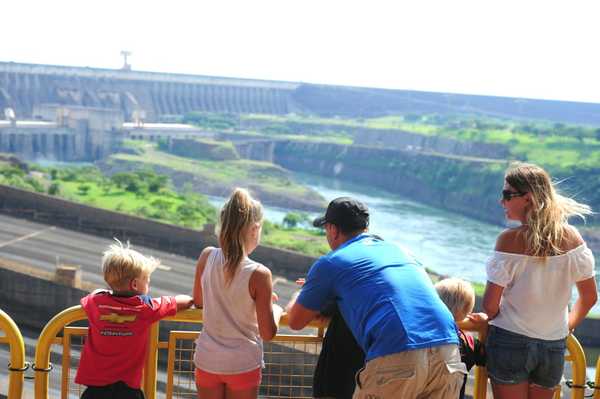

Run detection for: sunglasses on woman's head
[[502, 190, 526, 201]]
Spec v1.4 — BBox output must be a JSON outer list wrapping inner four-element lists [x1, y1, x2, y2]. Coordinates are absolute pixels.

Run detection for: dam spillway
[[0, 62, 299, 121]]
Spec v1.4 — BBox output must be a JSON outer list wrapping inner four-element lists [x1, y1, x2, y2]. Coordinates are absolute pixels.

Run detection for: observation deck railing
[[0, 306, 593, 398]]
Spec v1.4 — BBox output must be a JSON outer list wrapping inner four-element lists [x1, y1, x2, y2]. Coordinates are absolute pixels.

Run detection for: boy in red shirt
[[75, 241, 193, 399]]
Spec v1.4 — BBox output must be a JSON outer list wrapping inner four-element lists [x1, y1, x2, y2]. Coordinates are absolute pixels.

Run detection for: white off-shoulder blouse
[[486, 244, 596, 340]]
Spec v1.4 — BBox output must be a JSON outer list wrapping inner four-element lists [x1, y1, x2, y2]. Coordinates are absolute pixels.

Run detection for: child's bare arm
[[175, 295, 194, 311]]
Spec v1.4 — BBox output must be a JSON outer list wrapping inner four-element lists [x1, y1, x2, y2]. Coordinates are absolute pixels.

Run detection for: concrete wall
[[0, 266, 87, 330]]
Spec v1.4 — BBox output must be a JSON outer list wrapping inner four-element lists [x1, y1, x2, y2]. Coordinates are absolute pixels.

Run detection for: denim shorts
[[485, 326, 566, 389]]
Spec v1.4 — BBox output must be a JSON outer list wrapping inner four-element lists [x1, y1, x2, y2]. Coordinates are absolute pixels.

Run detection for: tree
[[77, 184, 91, 196], [48, 182, 61, 195], [111, 172, 135, 188], [151, 198, 172, 212], [147, 174, 169, 193], [282, 212, 310, 229]]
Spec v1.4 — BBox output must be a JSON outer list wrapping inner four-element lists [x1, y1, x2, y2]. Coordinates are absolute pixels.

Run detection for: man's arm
[[286, 295, 319, 330]]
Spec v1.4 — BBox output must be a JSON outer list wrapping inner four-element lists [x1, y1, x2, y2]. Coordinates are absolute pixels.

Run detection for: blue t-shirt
[[297, 234, 458, 361]]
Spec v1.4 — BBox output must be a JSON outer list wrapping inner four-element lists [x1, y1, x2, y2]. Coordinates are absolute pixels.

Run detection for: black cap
[[313, 197, 369, 231]]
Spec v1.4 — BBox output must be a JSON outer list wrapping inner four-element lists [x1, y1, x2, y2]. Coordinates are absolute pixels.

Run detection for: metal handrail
[[32, 306, 326, 399], [31, 305, 590, 399]]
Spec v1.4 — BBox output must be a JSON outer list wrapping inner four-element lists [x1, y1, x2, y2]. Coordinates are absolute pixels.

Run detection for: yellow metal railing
[[558, 334, 587, 399], [593, 354, 600, 399], [27, 305, 593, 399], [456, 319, 489, 399], [0, 309, 27, 399], [32, 306, 326, 399]]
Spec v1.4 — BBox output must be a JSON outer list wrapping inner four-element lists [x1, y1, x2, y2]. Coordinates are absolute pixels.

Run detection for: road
[[0, 213, 300, 300]]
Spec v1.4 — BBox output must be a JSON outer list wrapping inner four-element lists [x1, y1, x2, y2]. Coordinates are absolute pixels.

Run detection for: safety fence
[[0, 307, 598, 399]]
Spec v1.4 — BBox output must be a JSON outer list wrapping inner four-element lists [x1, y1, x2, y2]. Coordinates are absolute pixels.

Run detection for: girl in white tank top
[[192, 188, 283, 398]]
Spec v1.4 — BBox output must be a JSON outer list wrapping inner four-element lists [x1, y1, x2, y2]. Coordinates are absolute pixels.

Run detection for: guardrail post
[[594, 354, 600, 399], [143, 322, 160, 399], [566, 334, 587, 399], [0, 309, 26, 399], [33, 306, 86, 399]]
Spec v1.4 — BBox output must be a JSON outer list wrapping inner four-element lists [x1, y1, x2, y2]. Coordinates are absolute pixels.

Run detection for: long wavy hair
[[505, 162, 592, 256], [217, 188, 263, 284]]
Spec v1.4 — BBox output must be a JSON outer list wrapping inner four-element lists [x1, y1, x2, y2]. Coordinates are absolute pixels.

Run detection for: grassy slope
[[112, 142, 320, 199]]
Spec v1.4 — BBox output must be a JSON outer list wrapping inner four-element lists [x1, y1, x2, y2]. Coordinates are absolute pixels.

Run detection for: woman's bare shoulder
[[561, 225, 585, 251], [495, 227, 527, 254]]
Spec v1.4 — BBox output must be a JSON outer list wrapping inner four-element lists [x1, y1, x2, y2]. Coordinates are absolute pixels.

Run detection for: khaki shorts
[[352, 344, 466, 399]]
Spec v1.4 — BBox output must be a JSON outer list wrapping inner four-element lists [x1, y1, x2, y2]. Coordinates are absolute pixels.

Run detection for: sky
[[2, 1, 600, 104]]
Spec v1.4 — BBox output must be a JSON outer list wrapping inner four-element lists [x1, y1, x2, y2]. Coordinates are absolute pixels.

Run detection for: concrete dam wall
[[3, 61, 600, 124], [0, 62, 298, 121]]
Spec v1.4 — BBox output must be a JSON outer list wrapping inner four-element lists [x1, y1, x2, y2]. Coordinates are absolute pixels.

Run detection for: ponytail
[[217, 188, 263, 284]]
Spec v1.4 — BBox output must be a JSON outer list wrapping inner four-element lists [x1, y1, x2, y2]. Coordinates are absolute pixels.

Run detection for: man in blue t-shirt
[[287, 197, 466, 399]]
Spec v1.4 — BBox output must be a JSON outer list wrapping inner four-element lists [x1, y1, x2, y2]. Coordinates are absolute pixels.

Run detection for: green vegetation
[[0, 164, 45, 193], [261, 220, 329, 257], [0, 161, 331, 257], [111, 141, 321, 199], [48, 166, 217, 228]]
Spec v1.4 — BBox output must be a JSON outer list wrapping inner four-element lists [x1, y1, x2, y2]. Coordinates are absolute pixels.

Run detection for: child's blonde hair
[[102, 240, 160, 290], [435, 278, 475, 321], [217, 188, 263, 285]]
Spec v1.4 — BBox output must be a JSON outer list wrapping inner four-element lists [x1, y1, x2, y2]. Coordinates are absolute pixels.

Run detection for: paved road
[[0, 213, 300, 300]]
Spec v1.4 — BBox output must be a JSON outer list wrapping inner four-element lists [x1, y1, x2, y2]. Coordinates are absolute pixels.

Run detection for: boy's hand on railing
[[175, 294, 195, 310]]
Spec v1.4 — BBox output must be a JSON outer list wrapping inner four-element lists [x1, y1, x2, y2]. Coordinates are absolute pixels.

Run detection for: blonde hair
[[435, 278, 475, 321], [217, 188, 263, 284], [505, 162, 592, 256], [102, 240, 160, 290]]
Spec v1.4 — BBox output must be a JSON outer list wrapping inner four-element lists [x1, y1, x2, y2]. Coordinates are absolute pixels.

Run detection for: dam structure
[[2, 61, 600, 125], [0, 61, 299, 122]]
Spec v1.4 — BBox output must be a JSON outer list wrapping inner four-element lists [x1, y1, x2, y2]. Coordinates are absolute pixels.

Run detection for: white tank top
[[194, 248, 263, 374]]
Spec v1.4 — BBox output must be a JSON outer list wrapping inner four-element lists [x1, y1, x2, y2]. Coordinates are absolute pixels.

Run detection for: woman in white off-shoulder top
[[482, 162, 598, 399]]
